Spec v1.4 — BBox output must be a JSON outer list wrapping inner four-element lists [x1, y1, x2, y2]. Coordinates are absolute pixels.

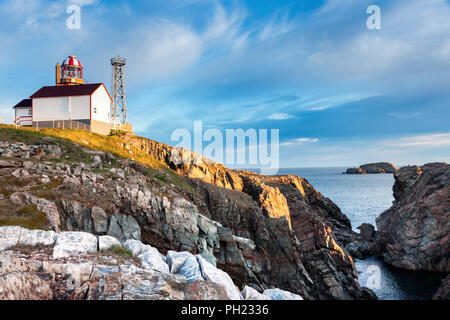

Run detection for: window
[[94, 107, 97, 114], [28, 109, 32, 116]]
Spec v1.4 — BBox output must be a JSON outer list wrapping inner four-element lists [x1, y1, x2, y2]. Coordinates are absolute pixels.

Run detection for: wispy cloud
[[387, 133, 450, 148], [266, 113, 295, 120], [296, 94, 375, 111], [258, 8, 296, 41], [281, 137, 319, 146]]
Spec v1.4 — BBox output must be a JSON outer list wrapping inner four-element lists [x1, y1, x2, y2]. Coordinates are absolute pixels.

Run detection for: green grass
[[0, 204, 49, 230], [102, 245, 134, 258], [154, 173, 169, 182], [0, 124, 196, 195]]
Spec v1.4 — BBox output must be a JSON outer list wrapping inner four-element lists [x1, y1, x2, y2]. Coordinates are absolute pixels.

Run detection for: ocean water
[[275, 167, 445, 300]]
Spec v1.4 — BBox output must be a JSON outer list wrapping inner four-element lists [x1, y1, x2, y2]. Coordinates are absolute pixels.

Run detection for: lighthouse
[[56, 55, 84, 86], [13, 55, 114, 135]]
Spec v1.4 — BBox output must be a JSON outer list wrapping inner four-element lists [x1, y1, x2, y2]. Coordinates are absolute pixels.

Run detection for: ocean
[[276, 167, 445, 300]]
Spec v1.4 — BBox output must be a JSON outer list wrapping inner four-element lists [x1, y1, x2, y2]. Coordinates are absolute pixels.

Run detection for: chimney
[[56, 63, 61, 85]]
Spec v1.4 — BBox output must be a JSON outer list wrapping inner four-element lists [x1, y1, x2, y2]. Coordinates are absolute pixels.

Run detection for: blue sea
[[276, 167, 445, 300]]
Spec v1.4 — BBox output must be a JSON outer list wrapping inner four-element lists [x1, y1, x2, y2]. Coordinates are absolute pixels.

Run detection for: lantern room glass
[[62, 65, 83, 80]]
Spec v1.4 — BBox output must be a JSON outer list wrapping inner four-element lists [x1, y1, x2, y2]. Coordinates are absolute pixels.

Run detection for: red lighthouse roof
[[62, 55, 82, 68]]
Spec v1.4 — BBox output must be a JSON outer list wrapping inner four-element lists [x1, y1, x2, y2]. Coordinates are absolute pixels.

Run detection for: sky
[[0, 0, 449, 168]]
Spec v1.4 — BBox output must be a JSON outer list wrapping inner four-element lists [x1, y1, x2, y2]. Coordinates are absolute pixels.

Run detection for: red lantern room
[[56, 55, 84, 86]]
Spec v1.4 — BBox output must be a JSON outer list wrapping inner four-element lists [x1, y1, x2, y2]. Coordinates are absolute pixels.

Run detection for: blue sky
[[0, 0, 449, 168]]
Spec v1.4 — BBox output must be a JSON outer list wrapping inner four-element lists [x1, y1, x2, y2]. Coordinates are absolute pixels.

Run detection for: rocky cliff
[[0, 126, 374, 300], [376, 163, 449, 272]]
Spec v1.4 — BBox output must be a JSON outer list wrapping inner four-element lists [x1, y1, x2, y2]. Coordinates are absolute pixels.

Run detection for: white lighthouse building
[[13, 56, 113, 135]]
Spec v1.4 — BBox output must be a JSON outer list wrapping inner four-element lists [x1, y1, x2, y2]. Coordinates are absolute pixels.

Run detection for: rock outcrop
[[0, 227, 302, 300], [346, 168, 367, 174], [376, 163, 449, 272], [345, 162, 398, 174]]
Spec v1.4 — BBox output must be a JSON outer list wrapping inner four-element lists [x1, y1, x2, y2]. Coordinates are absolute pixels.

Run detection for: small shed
[[13, 99, 32, 126]]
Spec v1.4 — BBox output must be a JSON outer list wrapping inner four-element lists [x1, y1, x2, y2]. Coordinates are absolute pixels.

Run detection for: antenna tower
[[111, 56, 127, 126]]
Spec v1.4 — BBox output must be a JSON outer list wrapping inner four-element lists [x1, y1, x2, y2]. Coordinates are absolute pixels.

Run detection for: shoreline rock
[[376, 162, 449, 272]]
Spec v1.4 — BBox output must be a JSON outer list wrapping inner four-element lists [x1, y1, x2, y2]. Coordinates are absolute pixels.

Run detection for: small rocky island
[[345, 162, 398, 174]]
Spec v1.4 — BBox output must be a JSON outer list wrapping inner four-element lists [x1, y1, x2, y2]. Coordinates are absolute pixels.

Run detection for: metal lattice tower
[[111, 56, 127, 126]]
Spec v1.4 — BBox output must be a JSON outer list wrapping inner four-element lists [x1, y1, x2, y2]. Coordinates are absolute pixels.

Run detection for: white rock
[[242, 286, 270, 300], [167, 251, 203, 282], [53, 232, 98, 258], [0, 240, 16, 251], [0, 226, 28, 250], [196, 255, 241, 300], [167, 251, 192, 273], [98, 235, 121, 251], [263, 288, 303, 300], [43, 261, 92, 288], [19, 230, 57, 247], [123, 239, 144, 256], [138, 245, 169, 273]]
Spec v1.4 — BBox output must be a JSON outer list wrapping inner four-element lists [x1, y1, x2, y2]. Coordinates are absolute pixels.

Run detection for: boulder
[[43, 261, 93, 288], [167, 251, 203, 282], [357, 223, 376, 242], [98, 235, 121, 251], [19, 230, 57, 247], [197, 255, 241, 300], [123, 239, 144, 256], [137, 245, 169, 273], [53, 232, 98, 258], [167, 251, 194, 273], [241, 286, 270, 300], [263, 288, 303, 300], [0, 226, 27, 249]]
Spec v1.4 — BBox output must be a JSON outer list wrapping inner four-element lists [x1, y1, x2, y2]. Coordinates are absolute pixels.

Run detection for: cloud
[[281, 137, 319, 146], [386, 133, 450, 148], [258, 9, 295, 41], [266, 113, 295, 120], [307, 0, 450, 89], [69, 0, 99, 6], [120, 20, 203, 80], [296, 94, 375, 111], [202, 1, 246, 42]]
